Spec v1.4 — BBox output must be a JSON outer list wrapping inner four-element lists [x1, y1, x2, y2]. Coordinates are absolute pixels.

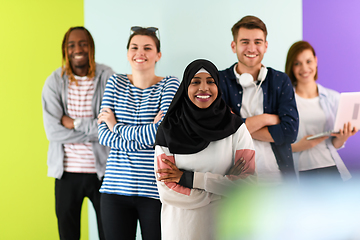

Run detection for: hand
[[61, 115, 74, 129], [291, 135, 328, 152], [156, 159, 183, 183], [227, 157, 245, 175], [153, 110, 164, 124], [331, 122, 358, 148], [97, 108, 117, 132]]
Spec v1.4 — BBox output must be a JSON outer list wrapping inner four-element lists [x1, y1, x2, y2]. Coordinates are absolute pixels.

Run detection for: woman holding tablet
[[285, 41, 357, 181]]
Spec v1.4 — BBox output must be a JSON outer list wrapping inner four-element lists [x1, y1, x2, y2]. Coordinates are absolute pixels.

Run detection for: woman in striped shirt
[[97, 27, 179, 240]]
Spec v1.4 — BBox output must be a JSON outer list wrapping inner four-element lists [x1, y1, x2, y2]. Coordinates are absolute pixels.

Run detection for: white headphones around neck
[[236, 66, 268, 87]]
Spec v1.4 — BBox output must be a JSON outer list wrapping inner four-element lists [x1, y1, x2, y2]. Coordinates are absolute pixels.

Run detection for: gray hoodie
[[42, 63, 115, 179]]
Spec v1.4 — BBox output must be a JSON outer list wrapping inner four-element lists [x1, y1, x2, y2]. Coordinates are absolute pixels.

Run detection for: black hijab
[[155, 59, 244, 154]]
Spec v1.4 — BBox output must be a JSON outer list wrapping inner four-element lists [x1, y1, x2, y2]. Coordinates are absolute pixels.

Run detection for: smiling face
[[127, 35, 161, 72], [67, 29, 89, 76], [187, 72, 218, 109], [292, 49, 318, 85], [231, 27, 268, 72]]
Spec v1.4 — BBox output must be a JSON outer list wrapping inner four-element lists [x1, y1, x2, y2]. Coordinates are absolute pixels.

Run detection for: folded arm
[[247, 77, 299, 145], [155, 125, 256, 205], [42, 75, 92, 143], [155, 148, 221, 210], [245, 114, 280, 142], [112, 78, 179, 145]]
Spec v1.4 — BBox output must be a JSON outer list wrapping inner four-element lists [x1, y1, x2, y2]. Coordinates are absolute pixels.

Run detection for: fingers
[[102, 108, 112, 113], [157, 173, 180, 182], [156, 158, 183, 183], [156, 168, 175, 174], [98, 112, 107, 119], [346, 122, 357, 135], [353, 126, 358, 133], [157, 176, 181, 182], [153, 110, 164, 124], [156, 159, 177, 176], [228, 157, 245, 175], [156, 163, 182, 183], [236, 159, 245, 172], [234, 157, 245, 170], [98, 108, 114, 118], [98, 109, 115, 125], [343, 123, 349, 135], [347, 122, 351, 132], [339, 122, 354, 136], [97, 115, 107, 124], [331, 122, 357, 143], [155, 110, 164, 118], [339, 122, 351, 135], [161, 159, 178, 170]]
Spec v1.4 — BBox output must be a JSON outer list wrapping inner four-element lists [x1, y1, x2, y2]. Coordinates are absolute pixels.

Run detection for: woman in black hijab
[[154, 59, 255, 240]]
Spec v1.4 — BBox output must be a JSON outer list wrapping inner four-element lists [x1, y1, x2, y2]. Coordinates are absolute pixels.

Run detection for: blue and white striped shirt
[[98, 74, 180, 199]]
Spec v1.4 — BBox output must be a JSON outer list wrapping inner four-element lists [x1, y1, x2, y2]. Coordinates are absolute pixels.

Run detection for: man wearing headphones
[[219, 15, 299, 184]]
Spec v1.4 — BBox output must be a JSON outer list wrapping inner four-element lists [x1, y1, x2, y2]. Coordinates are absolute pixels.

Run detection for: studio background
[[1, 0, 359, 239]]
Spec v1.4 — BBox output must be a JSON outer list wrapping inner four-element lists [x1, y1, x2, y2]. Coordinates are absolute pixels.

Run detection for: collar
[[74, 75, 89, 80], [317, 83, 329, 98], [233, 64, 261, 85]]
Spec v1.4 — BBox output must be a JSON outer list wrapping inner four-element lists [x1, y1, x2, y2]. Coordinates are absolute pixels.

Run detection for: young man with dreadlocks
[[42, 26, 114, 240]]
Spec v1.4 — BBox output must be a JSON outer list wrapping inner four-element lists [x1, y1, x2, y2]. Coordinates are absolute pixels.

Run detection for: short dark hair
[[231, 15, 268, 42], [127, 27, 160, 53], [285, 41, 318, 86]]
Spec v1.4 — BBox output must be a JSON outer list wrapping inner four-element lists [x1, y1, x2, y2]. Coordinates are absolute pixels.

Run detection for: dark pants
[[101, 193, 162, 240], [55, 172, 104, 240], [299, 165, 341, 181]]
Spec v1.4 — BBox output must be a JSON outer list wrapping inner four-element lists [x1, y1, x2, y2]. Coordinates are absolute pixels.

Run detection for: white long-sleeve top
[[154, 124, 255, 240]]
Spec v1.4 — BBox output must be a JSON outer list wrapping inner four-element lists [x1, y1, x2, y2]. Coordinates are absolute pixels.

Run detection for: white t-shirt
[[234, 66, 282, 184], [295, 93, 335, 171]]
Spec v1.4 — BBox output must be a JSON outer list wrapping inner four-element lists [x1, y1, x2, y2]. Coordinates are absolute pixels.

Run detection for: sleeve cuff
[[73, 118, 82, 130], [178, 170, 194, 189], [192, 172, 205, 190], [113, 123, 123, 133]]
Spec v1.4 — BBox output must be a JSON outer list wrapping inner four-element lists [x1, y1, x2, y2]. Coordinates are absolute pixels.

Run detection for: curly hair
[[61, 26, 95, 85]]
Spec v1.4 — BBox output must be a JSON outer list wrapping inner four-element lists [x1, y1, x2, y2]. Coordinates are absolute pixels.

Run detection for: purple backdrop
[[303, 0, 360, 173]]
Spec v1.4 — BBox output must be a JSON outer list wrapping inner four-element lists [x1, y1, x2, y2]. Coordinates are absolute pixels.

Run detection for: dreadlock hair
[[61, 26, 95, 85]]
